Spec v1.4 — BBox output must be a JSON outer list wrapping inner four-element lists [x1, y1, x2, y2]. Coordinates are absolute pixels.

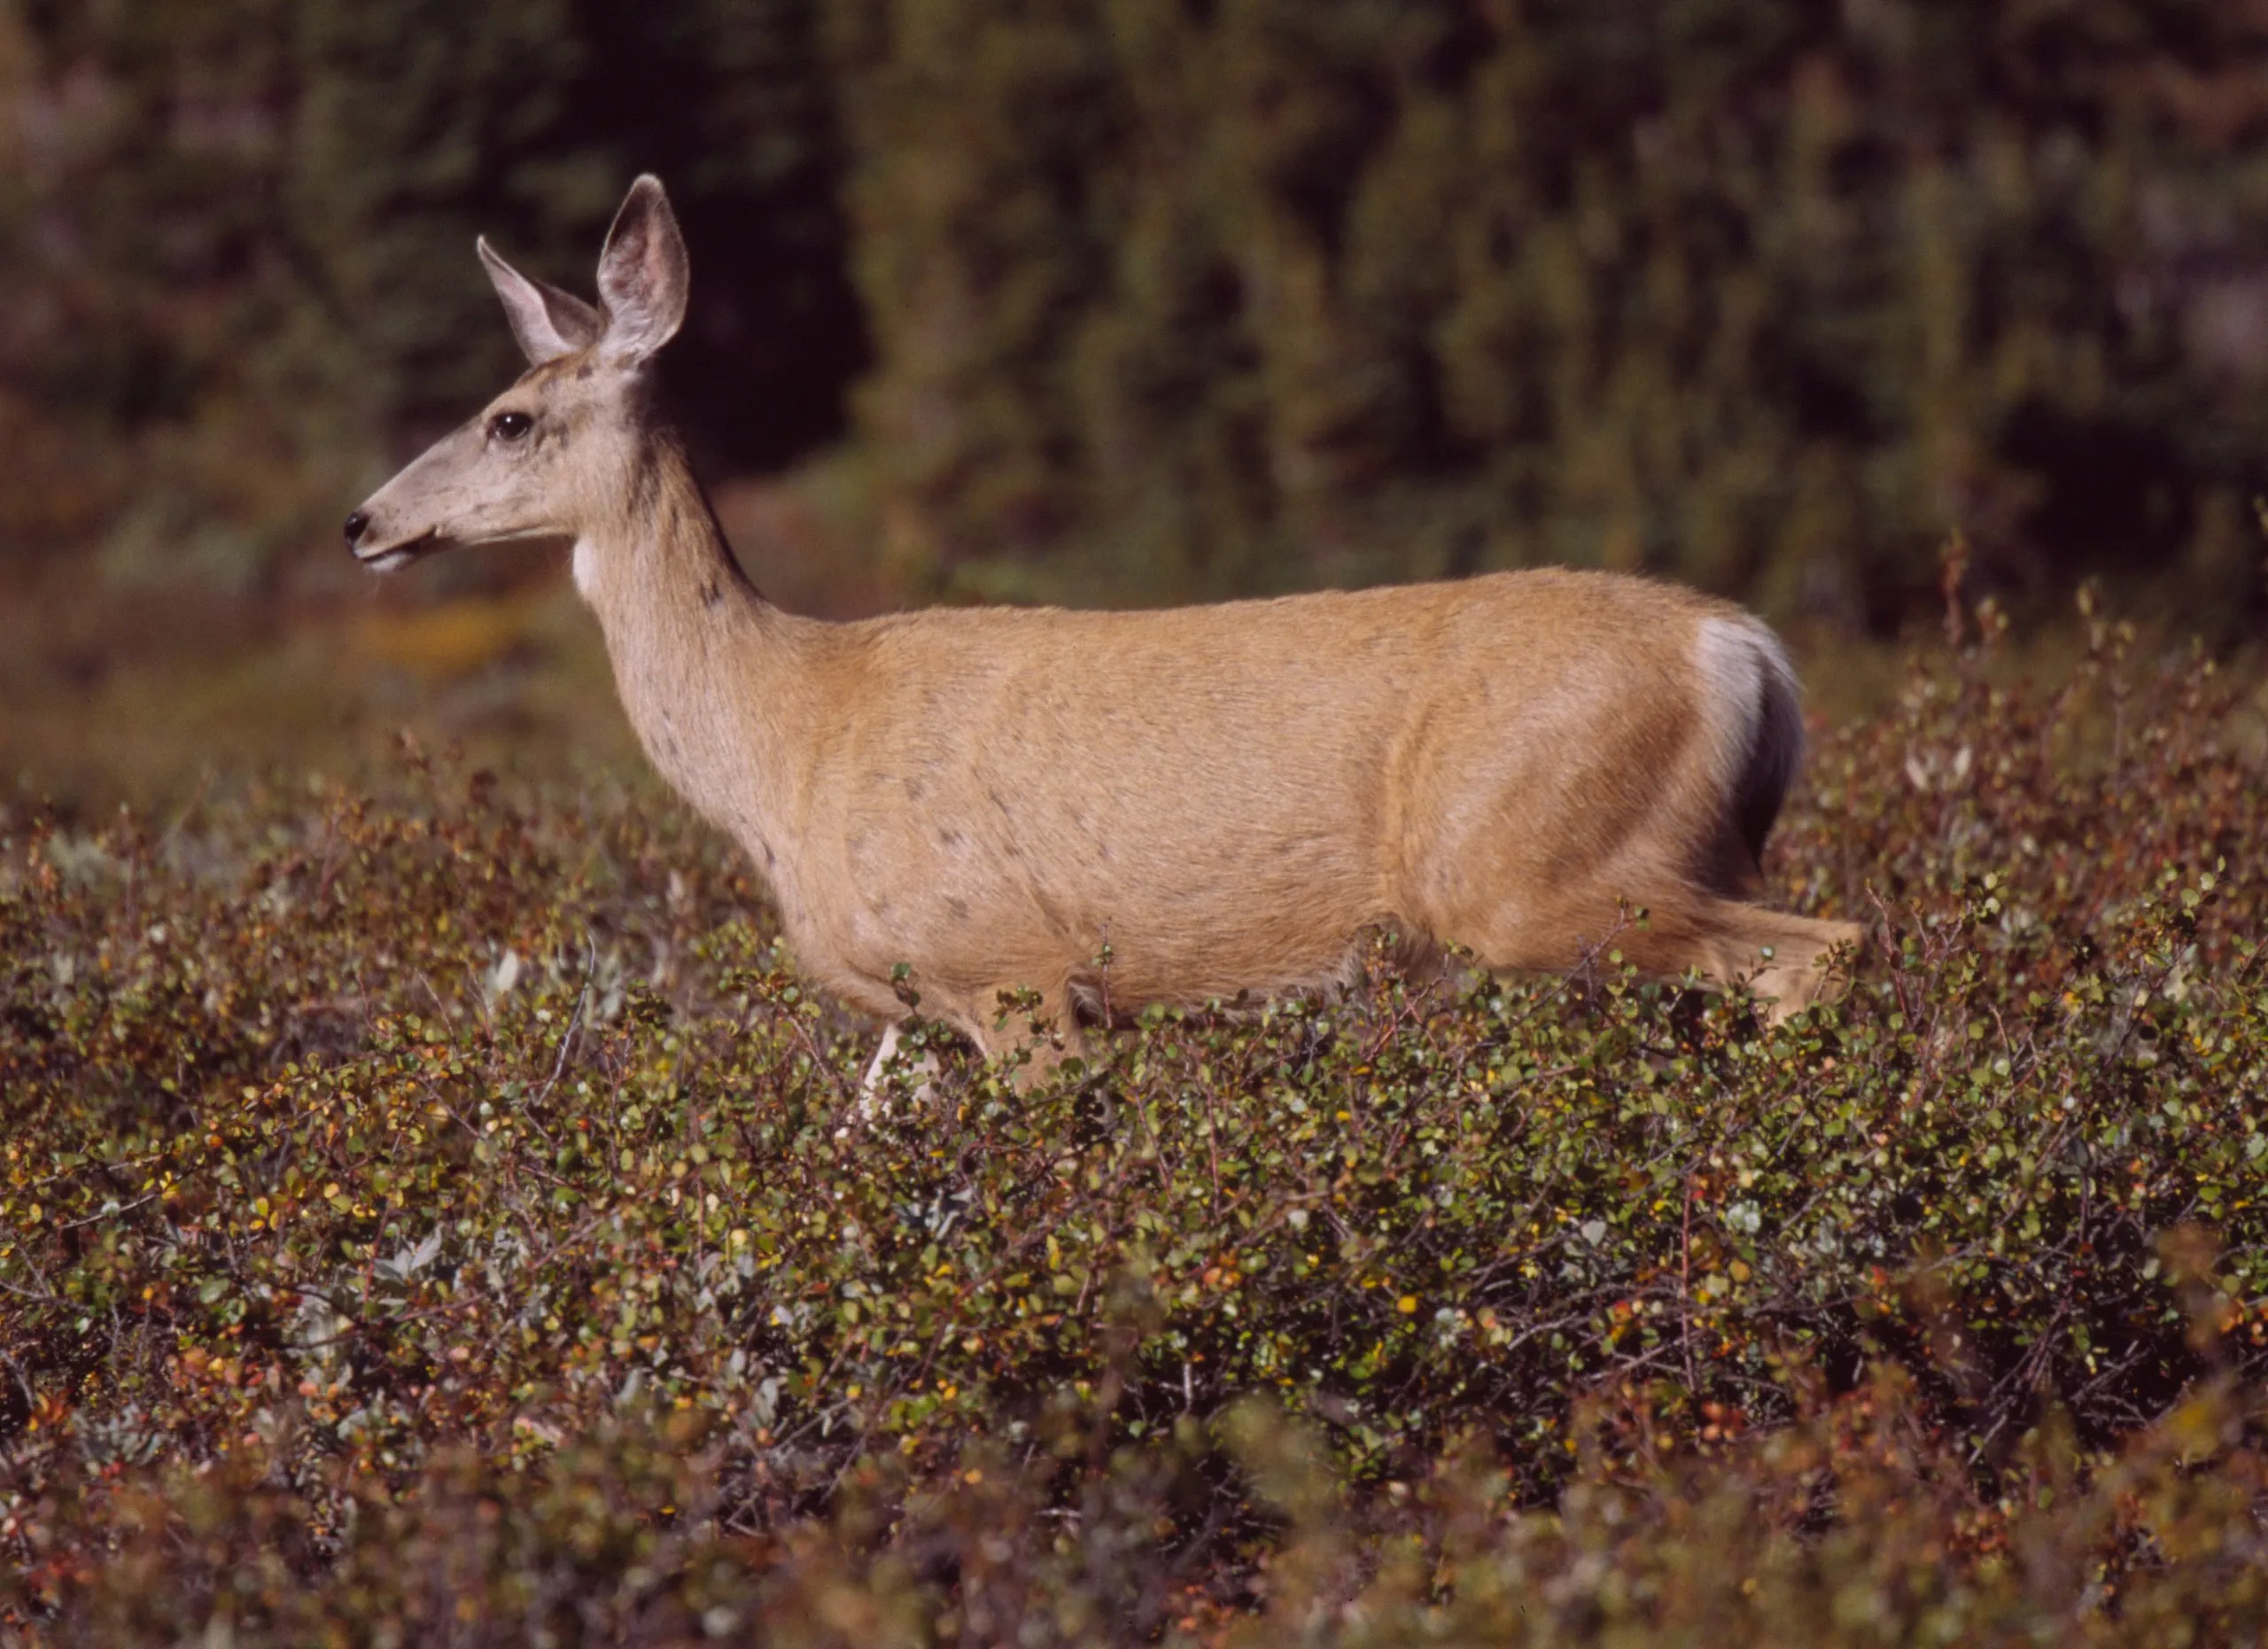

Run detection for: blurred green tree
[[831, 0, 2268, 629], [0, 0, 860, 586], [4, 0, 2267, 632]]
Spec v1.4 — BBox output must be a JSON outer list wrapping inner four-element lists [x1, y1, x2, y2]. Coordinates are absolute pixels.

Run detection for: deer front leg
[[856, 1019, 943, 1116], [965, 984, 1088, 1093]]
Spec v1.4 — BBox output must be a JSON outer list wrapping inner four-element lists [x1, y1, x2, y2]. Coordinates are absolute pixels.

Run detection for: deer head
[[342, 175, 689, 572]]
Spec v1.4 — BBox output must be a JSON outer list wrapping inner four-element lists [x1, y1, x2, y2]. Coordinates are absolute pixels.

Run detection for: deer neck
[[570, 430, 816, 899]]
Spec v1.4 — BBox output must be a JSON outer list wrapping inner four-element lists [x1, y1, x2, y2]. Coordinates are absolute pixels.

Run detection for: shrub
[[4, 613, 2267, 1642]]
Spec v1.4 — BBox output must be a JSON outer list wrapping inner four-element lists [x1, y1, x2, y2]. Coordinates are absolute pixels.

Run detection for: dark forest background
[[6, 0, 2268, 640]]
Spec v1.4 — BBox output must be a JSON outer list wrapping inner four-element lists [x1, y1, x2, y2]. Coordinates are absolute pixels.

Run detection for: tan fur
[[346, 177, 1862, 1084]]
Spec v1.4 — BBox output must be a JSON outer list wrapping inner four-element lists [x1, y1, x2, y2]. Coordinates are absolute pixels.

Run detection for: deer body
[[346, 177, 1860, 1078]]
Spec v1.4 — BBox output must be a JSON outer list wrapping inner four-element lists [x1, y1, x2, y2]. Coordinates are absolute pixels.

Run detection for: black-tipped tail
[[1734, 634, 1805, 866]]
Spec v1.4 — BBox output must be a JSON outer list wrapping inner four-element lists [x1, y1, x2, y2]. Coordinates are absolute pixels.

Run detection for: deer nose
[[343, 509, 370, 547]]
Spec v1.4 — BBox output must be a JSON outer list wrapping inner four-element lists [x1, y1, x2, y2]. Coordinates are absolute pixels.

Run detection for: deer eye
[[488, 411, 533, 441]]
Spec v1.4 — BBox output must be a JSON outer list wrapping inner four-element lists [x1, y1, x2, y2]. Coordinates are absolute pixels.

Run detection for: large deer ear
[[478, 237, 604, 365], [594, 175, 688, 366]]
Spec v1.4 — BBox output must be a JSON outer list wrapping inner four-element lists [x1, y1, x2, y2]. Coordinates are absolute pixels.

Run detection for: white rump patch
[[1691, 614, 1802, 804]]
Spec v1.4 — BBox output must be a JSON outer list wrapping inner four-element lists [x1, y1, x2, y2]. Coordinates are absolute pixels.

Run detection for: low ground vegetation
[[5, 604, 2268, 1643]]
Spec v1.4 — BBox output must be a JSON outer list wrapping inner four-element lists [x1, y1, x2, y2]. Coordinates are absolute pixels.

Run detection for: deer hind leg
[[1751, 914, 1865, 1018], [1472, 890, 1863, 1023], [1701, 906, 1865, 1021]]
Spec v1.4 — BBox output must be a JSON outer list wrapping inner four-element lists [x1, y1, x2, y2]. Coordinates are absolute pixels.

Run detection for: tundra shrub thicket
[[4, 615, 2268, 1643]]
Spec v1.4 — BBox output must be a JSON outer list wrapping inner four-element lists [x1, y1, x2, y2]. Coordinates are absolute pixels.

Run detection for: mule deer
[[345, 175, 1861, 1086]]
